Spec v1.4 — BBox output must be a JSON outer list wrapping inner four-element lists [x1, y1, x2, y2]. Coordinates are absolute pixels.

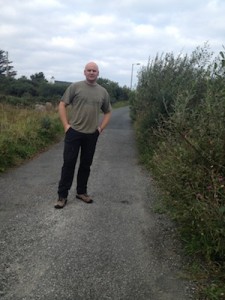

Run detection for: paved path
[[0, 107, 194, 300]]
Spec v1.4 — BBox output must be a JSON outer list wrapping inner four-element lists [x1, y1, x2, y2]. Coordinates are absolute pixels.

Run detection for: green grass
[[112, 100, 129, 109], [0, 103, 63, 172]]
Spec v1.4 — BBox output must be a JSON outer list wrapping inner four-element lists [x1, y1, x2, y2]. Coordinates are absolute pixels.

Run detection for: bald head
[[85, 61, 99, 71], [84, 61, 99, 84]]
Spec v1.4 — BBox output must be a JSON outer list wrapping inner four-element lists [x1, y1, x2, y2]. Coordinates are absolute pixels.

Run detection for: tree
[[0, 50, 17, 78], [30, 72, 47, 84], [97, 77, 130, 103]]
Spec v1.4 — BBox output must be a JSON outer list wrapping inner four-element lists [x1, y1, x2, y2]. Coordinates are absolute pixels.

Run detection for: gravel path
[[0, 107, 194, 300]]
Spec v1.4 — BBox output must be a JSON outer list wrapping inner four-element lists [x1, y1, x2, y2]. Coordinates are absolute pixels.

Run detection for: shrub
[[130, 45, 225, 297]]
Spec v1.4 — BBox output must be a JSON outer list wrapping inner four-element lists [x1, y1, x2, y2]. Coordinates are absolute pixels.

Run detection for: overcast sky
[[0, 0, 224, 87]]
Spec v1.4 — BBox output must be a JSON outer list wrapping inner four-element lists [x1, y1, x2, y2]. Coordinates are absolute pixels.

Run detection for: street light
[[130, 62, 140, 89]]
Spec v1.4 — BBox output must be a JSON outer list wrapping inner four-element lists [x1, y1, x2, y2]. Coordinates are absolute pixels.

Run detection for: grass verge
[[0, 104, 63, 173]]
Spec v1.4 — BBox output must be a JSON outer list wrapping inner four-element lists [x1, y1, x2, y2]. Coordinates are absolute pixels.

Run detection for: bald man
[[55, 62, 112, 209]]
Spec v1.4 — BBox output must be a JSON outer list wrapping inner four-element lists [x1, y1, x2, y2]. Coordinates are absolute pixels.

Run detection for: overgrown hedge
[[130, 44, 225, 298]]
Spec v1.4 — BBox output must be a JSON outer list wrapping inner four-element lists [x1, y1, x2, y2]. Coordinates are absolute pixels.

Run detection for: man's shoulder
[[96, 83, 108, 94]]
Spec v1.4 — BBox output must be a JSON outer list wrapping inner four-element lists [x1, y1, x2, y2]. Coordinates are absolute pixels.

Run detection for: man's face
[[84, 63, 99, 83]]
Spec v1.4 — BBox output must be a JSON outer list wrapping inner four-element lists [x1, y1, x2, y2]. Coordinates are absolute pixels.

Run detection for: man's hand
[[98, 111, 111, 133], [65, 124, 71, 132], [58, 101, 70, 132]]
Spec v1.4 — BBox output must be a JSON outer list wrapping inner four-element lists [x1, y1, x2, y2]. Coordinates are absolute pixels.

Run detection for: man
[[54, 62, 112, 209]]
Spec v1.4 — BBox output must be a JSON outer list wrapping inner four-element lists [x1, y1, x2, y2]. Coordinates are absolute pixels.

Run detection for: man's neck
[[85, 80, 97, 86]]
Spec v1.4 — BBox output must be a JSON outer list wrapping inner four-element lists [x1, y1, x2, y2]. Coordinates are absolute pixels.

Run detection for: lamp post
[[130, 62, 140, 89]]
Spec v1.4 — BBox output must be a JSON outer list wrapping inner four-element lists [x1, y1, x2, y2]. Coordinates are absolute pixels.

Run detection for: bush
[[130, 45, 225, 297]]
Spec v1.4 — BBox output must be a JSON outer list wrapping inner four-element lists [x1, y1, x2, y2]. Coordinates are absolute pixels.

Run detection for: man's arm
[[58, 101, 71, 132], [98, 111, 112, 133]]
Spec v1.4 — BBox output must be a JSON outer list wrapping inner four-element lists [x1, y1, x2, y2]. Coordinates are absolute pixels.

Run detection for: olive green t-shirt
[[61, 80, 111, 133]]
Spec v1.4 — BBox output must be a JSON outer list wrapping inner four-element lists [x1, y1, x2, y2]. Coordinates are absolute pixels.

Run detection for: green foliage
[[38, 115, 62, 141], [132, 44, 212, 128], [0, 75, 67, 106], [112, 100, 129, 109], [30, 72, 47, 83], [130, 44, 225, 298], [97, 77, 130, 103], [0, 104, 63, 172], [0, 50, 17, 77]]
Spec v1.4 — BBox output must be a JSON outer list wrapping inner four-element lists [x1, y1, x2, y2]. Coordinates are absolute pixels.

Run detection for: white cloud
[[50, 37, 77, 49], [134, 24, 156, 37], [0, 0, 224, 86]]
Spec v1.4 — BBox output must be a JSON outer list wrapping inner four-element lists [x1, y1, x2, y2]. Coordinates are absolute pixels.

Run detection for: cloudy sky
[[0, 0, 224, 87]]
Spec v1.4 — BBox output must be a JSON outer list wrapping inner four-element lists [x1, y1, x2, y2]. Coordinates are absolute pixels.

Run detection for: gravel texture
[[0, 107, 195, 300]]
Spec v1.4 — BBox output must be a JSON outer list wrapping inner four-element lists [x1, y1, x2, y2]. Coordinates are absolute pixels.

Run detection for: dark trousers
[[58, 127, 99, 199]]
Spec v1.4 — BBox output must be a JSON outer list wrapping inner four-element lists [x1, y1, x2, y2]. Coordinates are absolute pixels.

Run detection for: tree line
[[0, 49, 130, 106]]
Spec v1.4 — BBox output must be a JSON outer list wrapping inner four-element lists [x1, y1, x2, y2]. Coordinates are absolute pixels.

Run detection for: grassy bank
[[0, 104, 63, 173]]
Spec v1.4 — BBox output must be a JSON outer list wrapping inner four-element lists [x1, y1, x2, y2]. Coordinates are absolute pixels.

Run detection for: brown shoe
[[76, 194, 93, 203], [54, 198, 67, 209]]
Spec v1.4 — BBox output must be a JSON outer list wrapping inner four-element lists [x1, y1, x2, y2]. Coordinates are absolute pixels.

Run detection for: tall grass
[[0, 104, 63, 172], [131, 45, 225, 299]]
